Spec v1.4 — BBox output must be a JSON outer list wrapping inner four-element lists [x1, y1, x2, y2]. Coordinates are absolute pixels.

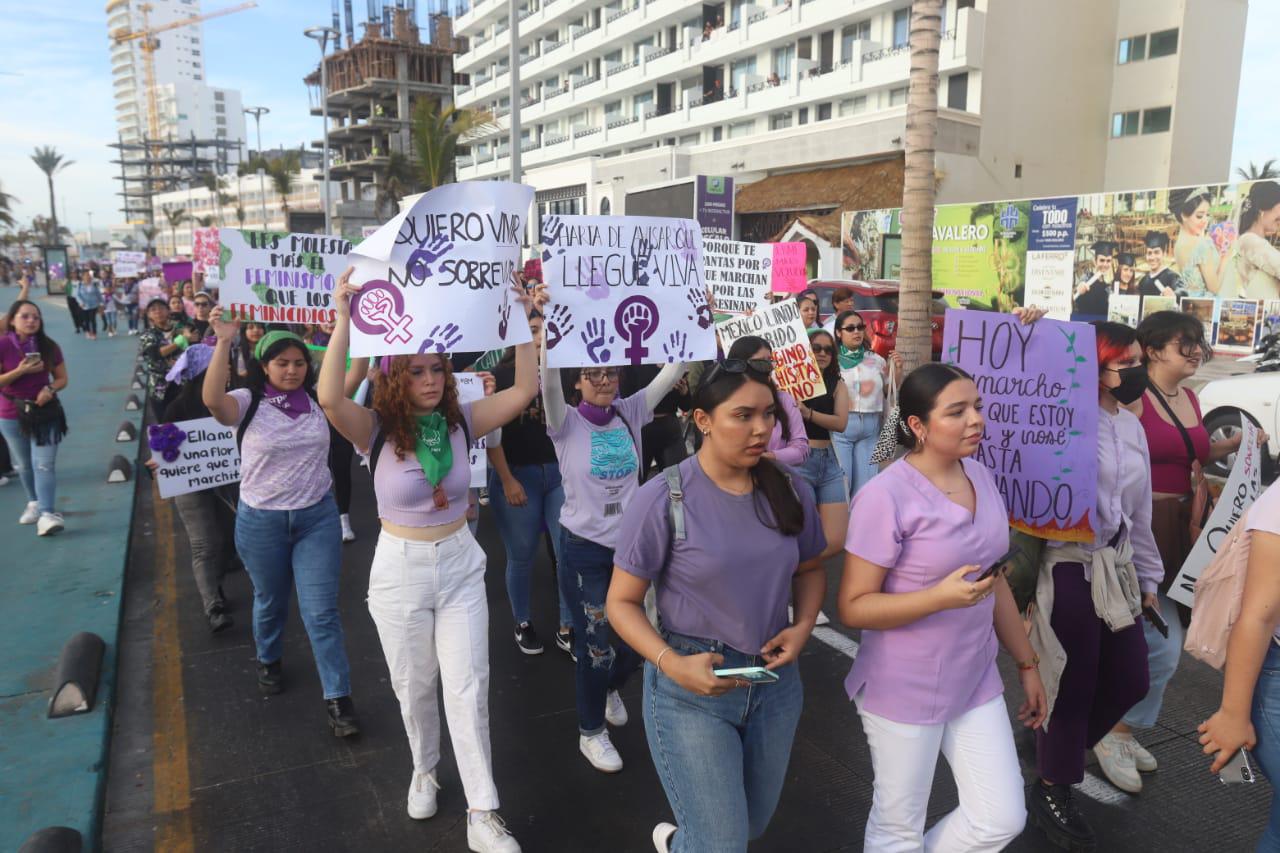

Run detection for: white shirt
[[841, 351, 887, 414]]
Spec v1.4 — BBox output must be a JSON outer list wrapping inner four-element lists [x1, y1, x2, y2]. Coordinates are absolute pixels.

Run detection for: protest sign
[[163, 260, 193, 285], [138, 276, 165, 306], [770, 242, 808, 293], [1168, 417, 1262, 608], [192, 226, 220, 282], [219, 229, 352, 325], [543, 215, 716, 368], [943, 310, 1098, 542], [348, 181, 534, 358], [703, 238, 771, 317], [453, 373, 488, 488], [150, 417, 240, 499], [716, 300, 824, 401], [113, 250, 146, 277]]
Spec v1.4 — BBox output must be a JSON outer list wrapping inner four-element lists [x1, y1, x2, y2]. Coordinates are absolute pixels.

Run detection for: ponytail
[[750, 458, 805, 536]]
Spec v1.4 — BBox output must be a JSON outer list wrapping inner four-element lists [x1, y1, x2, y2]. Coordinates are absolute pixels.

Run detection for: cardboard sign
[[1169, 417, 1262, 607], [112, 250, 146, 277], [152, 417, 240, 499], [770, 242, 808, 293], [543, 215, 716, 368], [703, 238, 772, 317], [192, 227, 220, 282], [454, 373, 488, 488], [943, 310, 1098, 542], [219, 229, 352, 325], [348, 181, 535, 358], [137, 276, 166, 307], [716, 300, 825, 402]]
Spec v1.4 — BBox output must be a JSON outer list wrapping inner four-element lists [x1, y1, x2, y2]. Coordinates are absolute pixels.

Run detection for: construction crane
[[110, 1, 257, 143]]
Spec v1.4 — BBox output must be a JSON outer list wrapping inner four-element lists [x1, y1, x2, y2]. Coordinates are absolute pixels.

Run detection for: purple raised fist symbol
[[614, 294, 660, 365], [540, 215, 566, 261], [406, 233, 455, 284], [686, 288, 712, 330], [418, 323, 463, 354], [662, 331, 691, 363], [350, 280, 415, 345], [580, 318, 615, 364], [545, 304, 574, 350]]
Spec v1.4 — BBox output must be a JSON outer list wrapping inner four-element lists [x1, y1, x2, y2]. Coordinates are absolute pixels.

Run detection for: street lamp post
[[304, 26, 340, 235], [508, 0, 520, 183], [244, 106, 270, 228]]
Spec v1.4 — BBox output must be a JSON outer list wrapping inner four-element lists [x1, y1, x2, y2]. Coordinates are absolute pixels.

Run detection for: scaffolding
[[109, 133, 244, 227]]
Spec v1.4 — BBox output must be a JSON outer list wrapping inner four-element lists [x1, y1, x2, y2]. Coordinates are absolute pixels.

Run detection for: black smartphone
[[1143, 605, 1170, 639], [976, 547, 1020, 582]]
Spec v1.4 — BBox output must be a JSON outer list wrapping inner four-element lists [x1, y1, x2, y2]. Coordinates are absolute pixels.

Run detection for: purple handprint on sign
[[630, 229, 654, 287], [540, 215, 566, 261], [418, 323, 463, 354], [686, 287, 713, 329], [406, 233, 455, 284], [545, 304, 575, 350], [498, 299, 512, 340], [662, 331, 691, 363], [586, 264, 610, 301], [580, 318, 615, 364]]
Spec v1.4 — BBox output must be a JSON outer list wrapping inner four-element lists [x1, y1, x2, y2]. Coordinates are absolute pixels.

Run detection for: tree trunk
[[46, 175, 58, 244], [897, 0, 943, 374]]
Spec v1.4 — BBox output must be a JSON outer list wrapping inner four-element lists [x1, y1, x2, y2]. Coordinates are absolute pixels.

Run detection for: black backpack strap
[[236, 391, 261, 449], [1147, 383, 1198, 463]]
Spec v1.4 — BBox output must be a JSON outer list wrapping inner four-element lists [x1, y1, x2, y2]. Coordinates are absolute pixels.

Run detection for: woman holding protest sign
[[838, 362, 1046, 853], [0, 299, 69, 536], [545, 331, 687, 775], [201, 310, 360, 740], [605, 357, 828, 853], [725, 337, 809, 467], [316, 270, 541, 852], [795, 329, 850, 559], [831, 310, 902, 499]]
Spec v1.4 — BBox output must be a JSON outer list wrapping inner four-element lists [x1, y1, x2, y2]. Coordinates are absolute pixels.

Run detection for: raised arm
[[644, 361, 686, 411], [318, 269, 376, 452], [768, 391, 810, 466], [541, 331, 568, 433], [202, 310, 241, 426], [471, 284, 548, 437]]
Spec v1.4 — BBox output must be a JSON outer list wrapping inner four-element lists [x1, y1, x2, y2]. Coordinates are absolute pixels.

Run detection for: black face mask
[[1108, 365, 1147, 405]]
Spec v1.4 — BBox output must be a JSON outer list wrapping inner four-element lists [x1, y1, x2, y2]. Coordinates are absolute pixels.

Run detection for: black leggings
[[81, 311, 97, 335], [328, 425, 354, 514]]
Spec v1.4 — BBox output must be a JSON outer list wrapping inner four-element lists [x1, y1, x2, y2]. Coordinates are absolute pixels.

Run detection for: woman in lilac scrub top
[[839, 363, 1048, 852]]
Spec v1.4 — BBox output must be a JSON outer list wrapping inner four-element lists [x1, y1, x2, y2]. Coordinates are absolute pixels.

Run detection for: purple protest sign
[[163, 260, 193, 284], [942, 310, 1097, 542], [770, 242, 808, 293]]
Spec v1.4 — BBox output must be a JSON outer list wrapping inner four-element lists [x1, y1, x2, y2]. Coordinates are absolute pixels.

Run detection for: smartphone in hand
[[976, 547, 1020, 582], [1143, 605, 1170, 639], [1220, 748, 1257, 785], [713, 666, 779, 684]]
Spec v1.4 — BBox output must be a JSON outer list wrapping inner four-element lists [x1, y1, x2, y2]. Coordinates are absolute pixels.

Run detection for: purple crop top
[[366, 402, 475, 527]]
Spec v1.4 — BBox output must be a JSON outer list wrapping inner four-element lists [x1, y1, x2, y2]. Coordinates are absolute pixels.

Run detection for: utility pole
[[305, 26, 340, 234], [244, 106, 270, 228], [507, 0, 520, 183]]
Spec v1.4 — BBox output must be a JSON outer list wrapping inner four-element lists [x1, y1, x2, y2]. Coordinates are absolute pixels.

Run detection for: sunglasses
[[704, 358, 774, 385], [811, 343, 834, 354], [581, 368, 620, 383], [841, 323, 866, 333]]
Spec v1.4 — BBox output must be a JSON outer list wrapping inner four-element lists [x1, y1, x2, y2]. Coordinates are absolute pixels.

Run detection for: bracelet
[[655, 646, 676, 675], [1016, 654, 1040, 671]]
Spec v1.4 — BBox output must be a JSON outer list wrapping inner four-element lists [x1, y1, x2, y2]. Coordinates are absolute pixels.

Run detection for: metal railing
[[606, 115, 639, 129], [607, 57, 640, 74], [573, 125, 602, 139], [606, 5, 637, 24]]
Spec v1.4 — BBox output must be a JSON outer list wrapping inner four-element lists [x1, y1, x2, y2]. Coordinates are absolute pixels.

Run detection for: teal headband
[[254, 330, 306, 362]]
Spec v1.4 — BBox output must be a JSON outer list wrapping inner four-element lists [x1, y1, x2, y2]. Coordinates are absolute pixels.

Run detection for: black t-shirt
[[803, 374, 838, 440], [1139, 268, 1182, 297], [620, 364, 689, 416], [492, 363, 557, 467]]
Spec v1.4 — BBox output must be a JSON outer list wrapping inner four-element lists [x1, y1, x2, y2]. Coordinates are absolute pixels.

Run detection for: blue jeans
[[832, 411, 881, 499], [644, 632, 803, 853], [559, 528, 642, 734], [234, 493, 352, 700], [1121, 591, 1184, 728], [489, 463, 572, 628], [102, 309, 118, 333], [124, 304, 138, 332], [0, 416, 59, 514], [796, 445, 847, 505], [1252, 643, 1280, 852]]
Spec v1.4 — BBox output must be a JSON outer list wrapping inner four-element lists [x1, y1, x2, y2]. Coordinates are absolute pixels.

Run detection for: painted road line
[[812, 626, 859, 659], [1074, 771, 1131, 806]]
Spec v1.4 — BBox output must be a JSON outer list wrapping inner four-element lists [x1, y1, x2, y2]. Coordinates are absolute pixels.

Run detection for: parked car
[[1196, 368, 1278, 481], [806, 279, 949, 358]]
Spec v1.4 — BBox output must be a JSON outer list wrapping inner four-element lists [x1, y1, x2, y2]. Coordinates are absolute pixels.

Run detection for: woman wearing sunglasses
[[543, 338, 686, 774], [795, 329, 851, 559], [831, 310, 902, 499]]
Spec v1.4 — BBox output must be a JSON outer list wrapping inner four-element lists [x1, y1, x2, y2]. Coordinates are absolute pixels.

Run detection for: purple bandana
[[577, 401, 617, 427], [263, 383, 312, 420]]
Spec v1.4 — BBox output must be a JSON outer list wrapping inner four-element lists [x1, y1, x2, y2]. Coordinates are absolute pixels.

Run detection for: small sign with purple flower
[[150, 417, 240, 499]]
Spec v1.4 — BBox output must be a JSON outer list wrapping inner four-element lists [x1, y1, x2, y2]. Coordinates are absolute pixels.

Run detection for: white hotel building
[[450, 0, 1246, 275]]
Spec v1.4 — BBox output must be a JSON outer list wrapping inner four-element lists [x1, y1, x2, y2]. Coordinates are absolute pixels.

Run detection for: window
[[191, 49, 201, 56], [838, 95, 866, 117], [730, 56, 756, 94], [798, 107, 808, 125], [946, 72, 968, 110], [841, 20, 870, 61], [1142, 106, 1172, 134], [604, 99, 622, 120], [772, 44, 794, 79], [1149, 28, 1178, 58], [713, 126, 723, 142], [770, 112, 793, 130], [889, 86, 908, 106], [678, 132, 700, 145], [1117, 35, 1146, 64], [893, 8, 910, 48], [633, 91, 654, 118], [1111, 110, 1139, 137], [600, 198, 611, 215], [817, 102, 832, 121], [213, 90, 224, 101], [728, 120, 754, 139], [215, 103, 225, 114]]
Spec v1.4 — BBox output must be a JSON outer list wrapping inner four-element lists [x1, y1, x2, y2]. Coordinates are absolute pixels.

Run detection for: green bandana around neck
[[838, 344, 867, 370], [413, 412, 453, 486]]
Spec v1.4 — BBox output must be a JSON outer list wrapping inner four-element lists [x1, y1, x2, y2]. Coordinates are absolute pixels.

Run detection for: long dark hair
[[808, 329, 840, 392], [896, 363, 974, 451], [1241, 180, 1280, 234], [693, 367, 805, 536], [244, 337, 318, 398], [5, 300, 59, 365], [238, 322, 266, 376], [726, 336, 790, 443], [833, 309, 868, 351]]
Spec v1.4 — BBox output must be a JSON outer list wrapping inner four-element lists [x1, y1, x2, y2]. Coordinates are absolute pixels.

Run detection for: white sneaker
[[605, 689, 628, 727], [652, 822, 677, 853], [579, 731, 623, 773], [406, 770, 440, 820], [340, 513, 356, 543], [19, 501, 39, 524], [1094, 732, 1142, 793], [1125, 733, 1158, 772], [37, 512, 65, 536], [0, 475, 7, 487], [467, 810, 520, 852]]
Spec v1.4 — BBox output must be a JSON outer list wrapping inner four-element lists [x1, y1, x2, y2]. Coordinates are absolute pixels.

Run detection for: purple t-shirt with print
[[0, 333, 63, 420], [614, 455, 826, 655]]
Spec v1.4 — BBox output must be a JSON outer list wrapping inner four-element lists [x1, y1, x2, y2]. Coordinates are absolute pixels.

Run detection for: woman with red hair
[[317, 269, 545, 853]]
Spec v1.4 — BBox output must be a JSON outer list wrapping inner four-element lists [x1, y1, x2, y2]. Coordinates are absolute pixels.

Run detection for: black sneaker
[[1028, 781, 1096, 851], [326, 695, 360, 737], [515, 622, 545, 655], [555, 627, 575, 660], [208, 606, 233, 634], [257, 660, 283, 695]]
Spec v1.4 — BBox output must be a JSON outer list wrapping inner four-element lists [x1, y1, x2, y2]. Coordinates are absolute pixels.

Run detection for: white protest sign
[[113, 250, 146, 277], [703, 238, 772, 317], [1169, 417, 1263, 607], [454, 373, 488, 488], [542, 215, 716, 368], [347, 181, 535, 358], [150, 417, 240, 499], [218, 229, 352, 325], [716, 300, 825, 401]]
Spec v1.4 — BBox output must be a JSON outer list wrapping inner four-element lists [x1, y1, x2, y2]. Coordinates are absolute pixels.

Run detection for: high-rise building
[[450, 0, 1247, 273]]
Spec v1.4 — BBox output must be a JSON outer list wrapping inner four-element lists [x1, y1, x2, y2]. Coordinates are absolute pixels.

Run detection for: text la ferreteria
[[555, 222, 701, 288]]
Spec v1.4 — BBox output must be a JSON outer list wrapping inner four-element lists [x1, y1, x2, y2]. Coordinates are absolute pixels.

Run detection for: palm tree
[[896, 0, 943, 373], [141, 226, 158, 255], [268, 162, 296, 219], [375, 151, 420, 219], [164, 207, 188, 255], [196, 215, 215, 227], [412, 99, 494, 190], [30, 146, 73, 244], [235, 205, 247, 228], [1235, 159, 1280, 182], [0, 180, 16, 230]]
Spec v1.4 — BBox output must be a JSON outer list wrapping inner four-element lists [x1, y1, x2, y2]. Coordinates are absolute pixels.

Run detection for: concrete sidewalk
[[0, 284, 143, 850]]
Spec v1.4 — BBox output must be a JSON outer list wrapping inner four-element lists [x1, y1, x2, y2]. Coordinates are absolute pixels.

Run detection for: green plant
[[30, 146, 73, 242]]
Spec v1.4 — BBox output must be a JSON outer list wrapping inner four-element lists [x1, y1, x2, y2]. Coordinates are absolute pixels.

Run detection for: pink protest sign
[[770, 242, 808, 293]]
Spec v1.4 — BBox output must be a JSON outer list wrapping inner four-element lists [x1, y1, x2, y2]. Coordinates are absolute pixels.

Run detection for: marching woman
[[202, 309, 359, 739], [831, 309, 901, 499], [318, 270, 540, 852], [795, 329, 851, 559], [544, 324, 686, 773], [839, 363, 1047, 852], [725, 337, 809, 467], [236, 321, 266, 380], [606, 357, 827, 853]]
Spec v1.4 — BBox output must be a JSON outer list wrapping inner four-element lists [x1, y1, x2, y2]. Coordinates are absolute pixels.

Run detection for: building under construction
[[305, 2, 463, 237], [109, 133, 243, 227]]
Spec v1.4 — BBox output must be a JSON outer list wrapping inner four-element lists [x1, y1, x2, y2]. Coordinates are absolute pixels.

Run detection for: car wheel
[[1203, 409, 1267, 480]]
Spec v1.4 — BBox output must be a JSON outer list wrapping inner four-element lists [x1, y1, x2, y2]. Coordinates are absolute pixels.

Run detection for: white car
[[1196, 369, 1279, 479]]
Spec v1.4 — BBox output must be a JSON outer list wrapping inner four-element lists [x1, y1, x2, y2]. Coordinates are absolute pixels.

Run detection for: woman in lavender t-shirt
[[839, 363, 1048, 852], [607, 359, 827, 852]]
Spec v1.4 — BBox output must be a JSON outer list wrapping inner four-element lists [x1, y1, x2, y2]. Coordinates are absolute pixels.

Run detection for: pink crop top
[[367, 403, 475, 527], [1138, 388, 1210, 495]]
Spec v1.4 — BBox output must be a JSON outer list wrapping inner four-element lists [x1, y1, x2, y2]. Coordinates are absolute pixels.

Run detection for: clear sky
[[0, 0, 1277, 234]]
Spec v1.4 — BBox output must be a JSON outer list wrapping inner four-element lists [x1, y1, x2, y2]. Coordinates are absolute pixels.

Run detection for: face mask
[[1108, 365, 1147, 405]]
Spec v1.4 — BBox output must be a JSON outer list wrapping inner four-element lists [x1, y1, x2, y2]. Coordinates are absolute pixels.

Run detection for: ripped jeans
[[559, 528, 643, 735]]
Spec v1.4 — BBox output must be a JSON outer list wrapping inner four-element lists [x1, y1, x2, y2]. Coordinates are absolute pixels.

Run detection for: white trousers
[[859, 694, 1026, 853], [367, 527, 499, 811]]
